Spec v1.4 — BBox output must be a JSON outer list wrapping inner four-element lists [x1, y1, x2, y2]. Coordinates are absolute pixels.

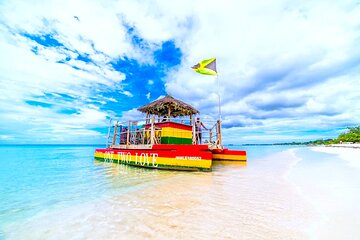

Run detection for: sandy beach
[[327, 144, 360, 148], [290, 146, 360, 239], [312, 146, 360, 169]]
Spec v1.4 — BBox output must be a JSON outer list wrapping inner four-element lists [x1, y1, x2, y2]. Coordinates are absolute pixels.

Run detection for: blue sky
[[0, 0, 360, 144]]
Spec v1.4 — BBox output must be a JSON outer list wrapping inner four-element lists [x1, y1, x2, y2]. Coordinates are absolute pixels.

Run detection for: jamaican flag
[[192, 58, 217, 76]]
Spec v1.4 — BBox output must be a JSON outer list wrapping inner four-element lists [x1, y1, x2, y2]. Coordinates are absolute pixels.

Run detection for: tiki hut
[[138, 95, 199, 120]]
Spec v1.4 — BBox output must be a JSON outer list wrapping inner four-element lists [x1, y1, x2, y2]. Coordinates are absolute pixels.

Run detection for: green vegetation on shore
[[335, 126, 360, 143], [273, 126, 360, 145]]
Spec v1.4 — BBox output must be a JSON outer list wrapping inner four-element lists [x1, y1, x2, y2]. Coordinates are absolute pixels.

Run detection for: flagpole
[[216, 74, 223, 148], [191, 57, 222, 147], [217, 75, 222, 121]]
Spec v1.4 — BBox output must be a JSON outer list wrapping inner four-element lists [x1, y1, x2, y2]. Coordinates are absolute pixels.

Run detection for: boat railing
[[193, 119, 222, 148], [107, 117, 222, 149], [107, 118, 162, 148]]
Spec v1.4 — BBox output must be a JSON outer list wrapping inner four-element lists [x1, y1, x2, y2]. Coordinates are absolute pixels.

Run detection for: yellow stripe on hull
[[212, 154, 247, 161], [94, 152, 211, 169], [161, 127, 192, 138]]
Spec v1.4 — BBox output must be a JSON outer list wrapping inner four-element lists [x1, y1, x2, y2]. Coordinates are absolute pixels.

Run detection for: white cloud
[[119, 107, 145, 122], [160, 0, 360, 142], [1, 0, 360, 143], [122, 90, 133, 97]]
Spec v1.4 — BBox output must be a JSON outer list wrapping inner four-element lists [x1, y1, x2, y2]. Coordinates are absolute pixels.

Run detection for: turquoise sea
[[0, 145, 359, 239]]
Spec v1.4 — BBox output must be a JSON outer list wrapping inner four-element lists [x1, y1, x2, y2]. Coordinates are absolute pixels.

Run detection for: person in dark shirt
[[195, 117, 207, 144]]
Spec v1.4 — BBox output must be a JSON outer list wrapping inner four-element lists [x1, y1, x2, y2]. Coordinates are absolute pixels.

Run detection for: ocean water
[[0, 145, 358, 239]]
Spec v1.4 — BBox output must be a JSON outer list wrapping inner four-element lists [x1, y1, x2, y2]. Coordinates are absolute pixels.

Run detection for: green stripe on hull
[[161, 136, 192, 144], [94, 157, 211, 172]]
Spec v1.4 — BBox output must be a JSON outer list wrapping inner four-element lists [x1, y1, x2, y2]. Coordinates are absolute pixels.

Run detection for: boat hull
[[212, 148, 247, 161], [94, 144, 212, 171]]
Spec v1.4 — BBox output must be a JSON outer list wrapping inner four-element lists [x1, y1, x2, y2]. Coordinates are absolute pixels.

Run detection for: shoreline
[[325, 143, 360, 148], [284, 148, 324, 239], [311, 146, 360, 169]]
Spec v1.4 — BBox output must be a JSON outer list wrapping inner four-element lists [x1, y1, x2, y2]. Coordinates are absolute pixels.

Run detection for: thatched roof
[[138, 95, 199, 117]]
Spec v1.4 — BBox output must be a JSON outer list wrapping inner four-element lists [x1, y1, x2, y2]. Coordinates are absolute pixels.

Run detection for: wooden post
[[150, 116, 155, 145], [106, 124, 111, 148], [142, 128, 145, 144], [190, 114, 192, 126], [217, 120, 223, 148], [118, 124, 122, 144], [146, 113, 150, 124], [126, 120, 130, 145], [192, 118, 196, 144], [112, 123, 118, 146], [209, 129, 212, 144], [168, 107, 171, 122]]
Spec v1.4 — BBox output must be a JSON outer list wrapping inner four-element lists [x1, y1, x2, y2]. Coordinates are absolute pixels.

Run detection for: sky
[[0, 0, 360, 144]]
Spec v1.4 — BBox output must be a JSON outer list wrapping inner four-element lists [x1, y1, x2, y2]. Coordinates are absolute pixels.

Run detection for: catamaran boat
[[94, 95, 246, 171]]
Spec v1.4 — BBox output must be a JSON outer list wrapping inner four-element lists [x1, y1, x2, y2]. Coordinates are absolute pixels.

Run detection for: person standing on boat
[[195, 117, 207, 144]]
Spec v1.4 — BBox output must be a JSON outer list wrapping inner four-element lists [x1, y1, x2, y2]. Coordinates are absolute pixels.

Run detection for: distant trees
[[335, 126, 360, 143], [348, 126, 360, 134], [287, 126, 360, 145], [272, 126, 360, 145]]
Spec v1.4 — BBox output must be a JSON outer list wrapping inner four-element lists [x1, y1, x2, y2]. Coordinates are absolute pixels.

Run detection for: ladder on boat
[[106, 120, 120, 148]]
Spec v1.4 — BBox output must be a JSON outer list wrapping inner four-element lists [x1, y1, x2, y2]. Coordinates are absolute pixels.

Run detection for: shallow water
[[0, 145, 358, 239]]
